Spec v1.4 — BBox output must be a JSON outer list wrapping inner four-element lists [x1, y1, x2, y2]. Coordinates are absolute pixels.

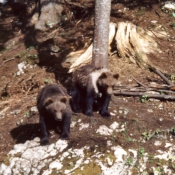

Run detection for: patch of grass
[[154, 167, 165, 175], [15, 53, 23, 58], [5, 46, 11, 50], [136, 7, 145, 16], [126, 137, 133, 142], [62, 156, 79, 171], [138, 147, 145, 158], [171, 126, 175, 134], [44, 78, 50, 84], [27, 54, 38, 59], [140, 94, 148, 103], [125, 157, 133, 167], [170, 22, 175, 29], [142, 130, 152, 140], [27, 46, 35, 51], [157, 159, 164, 167], [45, 21, 52, 28], [15, 46, 38, 64], [170, 74, 175, 82], [25, 111, 30, 118], [172, 12, 175, 18], [148, 155, 154, 163]]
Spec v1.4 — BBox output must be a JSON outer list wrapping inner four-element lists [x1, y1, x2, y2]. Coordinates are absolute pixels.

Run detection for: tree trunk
[[92, 0, 111, 69]]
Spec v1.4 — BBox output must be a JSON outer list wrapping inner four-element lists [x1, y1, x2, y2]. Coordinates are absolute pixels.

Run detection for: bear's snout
[[55, 112, 62, 121], [107, 87, 113, 95]]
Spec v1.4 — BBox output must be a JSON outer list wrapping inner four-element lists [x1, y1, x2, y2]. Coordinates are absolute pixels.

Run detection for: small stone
[[165, 143, 172, 148], [159, 118, 163, 121], [110, 122, 119, 130], [96, 125, 113, 135], [16, 121, 21, 126], [30, 106, 38, 114], [158, 103, 163, 109], [49, 160, 63, 170], [151, 20, 158, 24], [110, 112, 115, 116], [154, 140, 162, 146], [147, 109, 153, 113]]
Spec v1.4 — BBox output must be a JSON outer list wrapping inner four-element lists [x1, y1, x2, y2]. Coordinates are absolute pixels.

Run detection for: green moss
[[62, 156, 79, 171], [14, 152, 22, 158], [71, 161, 102, 175], [3, 156, 10, 166]]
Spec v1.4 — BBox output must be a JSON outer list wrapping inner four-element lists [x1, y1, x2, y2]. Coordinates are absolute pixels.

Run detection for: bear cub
[[37, 84, 72, 145], [71, 64, 119, 118]]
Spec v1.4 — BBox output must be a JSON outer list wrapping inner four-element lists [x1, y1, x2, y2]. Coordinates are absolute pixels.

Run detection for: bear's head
[[44, 96, 67, 121], [98, 71, 119, 95]]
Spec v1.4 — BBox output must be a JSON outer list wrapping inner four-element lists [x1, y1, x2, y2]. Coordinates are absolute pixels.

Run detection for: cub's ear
[[60, 96, 67, 103], [45, 98, 53, 106], [113, 73, 119, 79], [99, 72, 107, 79]]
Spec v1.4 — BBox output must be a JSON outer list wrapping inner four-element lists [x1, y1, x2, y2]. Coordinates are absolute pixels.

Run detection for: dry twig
[[0, 58, 16, 68]]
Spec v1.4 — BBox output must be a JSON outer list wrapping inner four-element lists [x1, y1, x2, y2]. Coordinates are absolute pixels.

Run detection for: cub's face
[[44, 97, 67, 121], [98, 72, 119, 95]]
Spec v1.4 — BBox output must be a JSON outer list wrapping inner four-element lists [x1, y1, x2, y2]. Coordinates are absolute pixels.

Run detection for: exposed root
[[66, 22, 168, 73]]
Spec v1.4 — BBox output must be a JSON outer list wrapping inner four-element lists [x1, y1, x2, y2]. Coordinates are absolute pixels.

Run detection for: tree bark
[[92, 0, 111, 69]]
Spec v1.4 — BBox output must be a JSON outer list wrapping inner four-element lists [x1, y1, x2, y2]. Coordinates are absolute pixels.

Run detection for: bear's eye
[[54, 110, 57, 113]]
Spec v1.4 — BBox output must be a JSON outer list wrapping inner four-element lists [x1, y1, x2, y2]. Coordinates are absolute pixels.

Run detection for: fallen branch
[[114, 86, 175, 95], [113, 90, 175, 100], [149, 67, 174, 86], [0, 107, 10, 116], [114, 83, 175, 92], [0, 58, 16, 68], [132, 76, 147, 88]]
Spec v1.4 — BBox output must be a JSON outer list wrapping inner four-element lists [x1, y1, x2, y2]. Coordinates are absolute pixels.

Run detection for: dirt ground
[[1, 0, 175, 173]]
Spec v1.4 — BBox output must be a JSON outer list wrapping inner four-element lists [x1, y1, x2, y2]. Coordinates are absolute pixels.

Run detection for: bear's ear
[[60, 96, 67, 104], [99, 72, 107, 79], [45, 98, 53, 106], [113, 73, 119, 79]]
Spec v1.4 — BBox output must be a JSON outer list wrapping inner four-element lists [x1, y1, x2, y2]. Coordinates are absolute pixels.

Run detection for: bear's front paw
[[100, 111, 110, 118], [60, 133, 69, 140], [85, 110, 93, 117], [56, 126, 61, 134], [40, 138, 49, 146]]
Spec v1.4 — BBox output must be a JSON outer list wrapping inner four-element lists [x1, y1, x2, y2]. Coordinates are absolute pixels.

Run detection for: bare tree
[[92, 0, 111, 69]]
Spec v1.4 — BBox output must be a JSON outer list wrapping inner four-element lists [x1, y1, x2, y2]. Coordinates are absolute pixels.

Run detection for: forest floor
[[1, 0, 175, 174]]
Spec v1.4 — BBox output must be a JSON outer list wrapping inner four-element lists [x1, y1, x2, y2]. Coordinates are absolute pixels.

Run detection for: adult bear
[[37, 84, 72, 145], [71, 64, 119, 118]]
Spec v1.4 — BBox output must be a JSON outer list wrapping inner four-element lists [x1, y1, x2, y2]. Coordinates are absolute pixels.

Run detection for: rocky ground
[[1, 0, 175, 174]]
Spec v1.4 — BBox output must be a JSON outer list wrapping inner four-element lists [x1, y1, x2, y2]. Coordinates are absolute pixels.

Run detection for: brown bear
[[37, 84, 72, 145], [71, 64, 119, 118]]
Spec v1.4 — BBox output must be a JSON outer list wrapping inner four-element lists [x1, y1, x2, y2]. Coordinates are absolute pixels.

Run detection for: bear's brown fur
[[37, 84, 72, 145], [71, 64, 119, 118]]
